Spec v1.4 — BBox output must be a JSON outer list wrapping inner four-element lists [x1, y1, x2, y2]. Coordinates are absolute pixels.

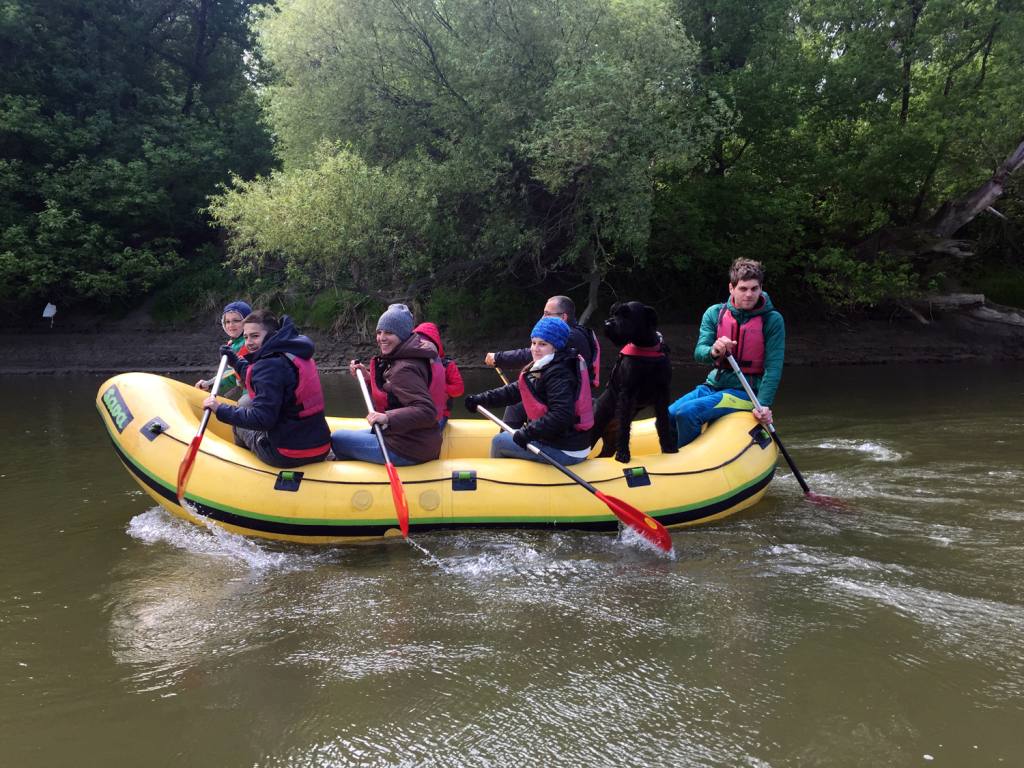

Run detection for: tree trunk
[[578, 251, 602, 325], [858, 137, 1024, 259], [927, 137, 1024, 238]]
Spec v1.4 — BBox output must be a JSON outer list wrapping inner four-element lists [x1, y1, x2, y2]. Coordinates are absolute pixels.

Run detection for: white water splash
[[815, 439, 904, 462], [126, 507, 302, 571], [618, 526, 677, 560]]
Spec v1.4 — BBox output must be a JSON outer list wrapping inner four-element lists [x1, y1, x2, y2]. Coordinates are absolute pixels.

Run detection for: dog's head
[[603, 301, 660, 348]]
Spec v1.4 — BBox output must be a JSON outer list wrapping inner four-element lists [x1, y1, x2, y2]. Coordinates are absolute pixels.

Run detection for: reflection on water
[[2, 363, 1023, 766]]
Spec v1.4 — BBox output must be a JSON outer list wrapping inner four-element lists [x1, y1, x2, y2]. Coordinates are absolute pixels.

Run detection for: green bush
[[150, 250, 246, 325], [426, 284, 543, 340]]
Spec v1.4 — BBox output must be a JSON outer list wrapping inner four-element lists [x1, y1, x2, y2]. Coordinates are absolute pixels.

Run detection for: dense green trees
[[211, 0, 1023, 318], [0, 0, 274, 312], [661, 0, 1024, 308], [4, 1, 1021, 320], [210, 0, 709, 320]]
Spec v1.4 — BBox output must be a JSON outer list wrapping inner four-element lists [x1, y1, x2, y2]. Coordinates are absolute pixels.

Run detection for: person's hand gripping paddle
[[355, 366, 410, 538], [475, 405, 673, 553], [176, 354, 229, 505]]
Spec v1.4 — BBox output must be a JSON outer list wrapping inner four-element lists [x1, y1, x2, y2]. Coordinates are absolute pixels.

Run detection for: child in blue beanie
[[195, 300, 252, 400], [464, 316, 594, 465]]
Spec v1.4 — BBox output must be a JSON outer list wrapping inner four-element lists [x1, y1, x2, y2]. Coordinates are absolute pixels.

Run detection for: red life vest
[[244, 353, 326, 418], [518, 355, 594, 432], [369, 356, 446, 422], [716, 305, 765, 375], [620, 342, 666, 358]]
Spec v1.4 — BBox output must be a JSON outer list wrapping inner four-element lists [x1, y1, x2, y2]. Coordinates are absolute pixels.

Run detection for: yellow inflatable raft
[[96, 372, 777, 544]]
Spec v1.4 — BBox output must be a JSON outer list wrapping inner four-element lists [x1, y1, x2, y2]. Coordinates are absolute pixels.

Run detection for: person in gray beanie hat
[[331, 302, 443, 465], [376, 303, 415, 341]]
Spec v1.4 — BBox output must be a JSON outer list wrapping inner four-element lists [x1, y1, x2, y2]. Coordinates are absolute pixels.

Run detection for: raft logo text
[[102, 385, 134, 433]]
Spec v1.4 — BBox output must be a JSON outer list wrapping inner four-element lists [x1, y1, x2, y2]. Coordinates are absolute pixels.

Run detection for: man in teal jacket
[[669, 258, 785, 448]]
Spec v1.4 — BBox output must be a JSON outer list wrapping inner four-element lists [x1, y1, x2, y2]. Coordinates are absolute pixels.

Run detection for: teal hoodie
[[694, 292, 785, 406]]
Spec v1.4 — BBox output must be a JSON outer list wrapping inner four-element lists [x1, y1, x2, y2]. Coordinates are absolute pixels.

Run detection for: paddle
[[475, 405, 673, 553], [494, 365, 510, 385], [355, 366, 410, 538], [725, 354, 844, 508], [176, 354, 230, 504]]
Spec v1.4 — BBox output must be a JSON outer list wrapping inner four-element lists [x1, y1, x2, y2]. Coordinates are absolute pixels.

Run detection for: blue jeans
[[668, 385, 753, 448], [330, 429, 419, 466], [490, 432, 587, 465]]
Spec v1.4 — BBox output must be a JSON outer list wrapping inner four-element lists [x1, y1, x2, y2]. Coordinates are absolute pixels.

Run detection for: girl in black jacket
[[465, 317, 593, 465]]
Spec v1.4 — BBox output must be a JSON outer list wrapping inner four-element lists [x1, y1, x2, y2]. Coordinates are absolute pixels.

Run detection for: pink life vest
[[244, 353, 326, 418], [716, 305, 765, 375], [369, 356, 446, 422], [518, 355, 595, 432]]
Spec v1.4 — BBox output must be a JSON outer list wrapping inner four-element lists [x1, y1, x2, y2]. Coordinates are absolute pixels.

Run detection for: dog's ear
[[643, 304, 659, 328], [607, 302, 623, 316]]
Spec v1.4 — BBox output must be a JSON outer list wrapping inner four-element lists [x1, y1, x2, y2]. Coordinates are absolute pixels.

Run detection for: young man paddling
[[668, 259, 784, 448], [203, 310, 331, 468]]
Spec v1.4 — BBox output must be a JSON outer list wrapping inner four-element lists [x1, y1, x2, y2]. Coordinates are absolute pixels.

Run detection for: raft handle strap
[[623, 466, 651, 488], [274, 471, 304, 492], [451, 470, 477, 491], [141, 417, 169, 442]]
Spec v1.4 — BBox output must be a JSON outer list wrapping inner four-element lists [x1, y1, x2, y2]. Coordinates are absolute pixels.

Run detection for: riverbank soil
[[1, 303, 1021, 375]]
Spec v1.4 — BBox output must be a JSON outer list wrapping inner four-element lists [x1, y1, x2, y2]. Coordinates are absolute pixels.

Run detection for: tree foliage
[[4, 0, 1022, 320], [211, 0, 711, 306], [0, 0, 274, 310], [658, 0, 1024, 309]]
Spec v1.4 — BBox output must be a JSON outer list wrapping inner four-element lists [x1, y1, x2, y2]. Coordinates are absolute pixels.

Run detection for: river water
[[2, 363, 1022, 766]]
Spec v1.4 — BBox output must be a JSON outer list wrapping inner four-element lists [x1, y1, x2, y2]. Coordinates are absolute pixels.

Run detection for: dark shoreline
[[1, 312, 1020, 375]]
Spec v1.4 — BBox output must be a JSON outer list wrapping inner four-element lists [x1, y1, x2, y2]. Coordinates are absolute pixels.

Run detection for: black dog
[[591, 301, 676, 463]]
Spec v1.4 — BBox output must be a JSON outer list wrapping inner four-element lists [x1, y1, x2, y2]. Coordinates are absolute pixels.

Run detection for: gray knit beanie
[[376, 303, 415, 341]]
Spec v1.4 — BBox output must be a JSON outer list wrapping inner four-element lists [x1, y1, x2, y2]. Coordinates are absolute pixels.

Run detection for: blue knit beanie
[[376, 303, 415, 341], [222, 300, 252, 320], [530, 316, 570, 350]]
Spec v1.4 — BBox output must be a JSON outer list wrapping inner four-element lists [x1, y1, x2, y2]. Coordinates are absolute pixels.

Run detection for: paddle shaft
[[176, 354, 230, 502], [477, 405, 597, 492], [355, 366, 410, 537], [355, 368, 395, 464], [474, 405, 672, 552], [200, 355, 231, 432], [494, 366, 510, 385], [725, 354, 811, 495]]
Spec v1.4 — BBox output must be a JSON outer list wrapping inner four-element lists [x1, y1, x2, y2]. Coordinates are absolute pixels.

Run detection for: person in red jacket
[[413, 321, 464, 427]]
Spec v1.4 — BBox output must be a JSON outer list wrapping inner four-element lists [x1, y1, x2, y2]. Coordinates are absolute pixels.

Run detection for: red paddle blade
[[595, 491, 673, 553], [385, 462, 410, 538], [805, 491, 849, 511], [175, 436, 202, 504]]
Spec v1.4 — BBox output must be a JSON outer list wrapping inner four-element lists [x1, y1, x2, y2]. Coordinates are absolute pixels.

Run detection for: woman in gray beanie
[[331, 304, 444, 465]]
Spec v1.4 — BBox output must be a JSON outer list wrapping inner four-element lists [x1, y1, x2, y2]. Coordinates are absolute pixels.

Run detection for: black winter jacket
[[473, 349, 592, 452], [215, 316, 331, 461]]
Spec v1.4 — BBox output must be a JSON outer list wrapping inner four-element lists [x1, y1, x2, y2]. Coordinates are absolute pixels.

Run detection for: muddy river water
[[2, 363, 1022, 766]]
